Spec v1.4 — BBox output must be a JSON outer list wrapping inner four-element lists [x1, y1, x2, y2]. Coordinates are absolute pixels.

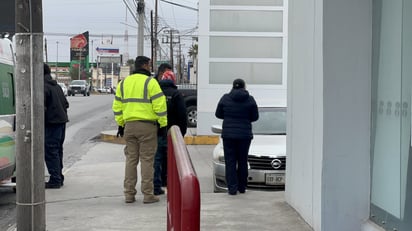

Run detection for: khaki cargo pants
[[123, 120, 157, 198]]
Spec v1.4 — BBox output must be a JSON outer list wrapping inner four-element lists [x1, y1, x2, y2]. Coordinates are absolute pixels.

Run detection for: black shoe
[[228, 191, 237, 195], [154, 188, 165, 195], [45, 182, 61, 189]]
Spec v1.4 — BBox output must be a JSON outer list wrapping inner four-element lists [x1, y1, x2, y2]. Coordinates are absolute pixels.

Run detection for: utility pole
[[44, 38, 48, 63], [170, 29, 173, 70], [154, 0, 158, 69], [56, 41, 59, 81], [178, 40, 182, 83], [15, 0, 46, 230], [150, 10, 154, 71], [78, 52, 81, 80], [137, 0, 145, 56]]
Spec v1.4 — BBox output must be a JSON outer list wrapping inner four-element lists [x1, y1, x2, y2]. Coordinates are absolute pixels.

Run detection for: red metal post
[[167, 126, 201, 231]]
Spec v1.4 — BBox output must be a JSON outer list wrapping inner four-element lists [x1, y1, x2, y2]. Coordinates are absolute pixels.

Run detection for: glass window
[[210, 10, 283, 32], [370, 0, 412, 230], [211, 0, 283, 6], [253, 107, 286, 135], [210, 36, 282, 58], [209, 62, 282, 85]]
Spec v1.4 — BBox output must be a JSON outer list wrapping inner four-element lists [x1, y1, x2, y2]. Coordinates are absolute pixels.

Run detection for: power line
[[159, 0, 198, 11]]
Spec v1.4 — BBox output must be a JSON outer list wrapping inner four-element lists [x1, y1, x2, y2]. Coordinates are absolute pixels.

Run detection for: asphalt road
[[0, 93, 116, 230]]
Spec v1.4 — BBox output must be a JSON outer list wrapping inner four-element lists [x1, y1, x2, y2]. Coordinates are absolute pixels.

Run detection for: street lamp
[[56, 41, 59, 81]]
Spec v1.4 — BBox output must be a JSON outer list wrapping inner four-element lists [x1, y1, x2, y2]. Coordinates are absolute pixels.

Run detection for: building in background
[[199, 0, 412, 231], [197, 0, 288, 135]]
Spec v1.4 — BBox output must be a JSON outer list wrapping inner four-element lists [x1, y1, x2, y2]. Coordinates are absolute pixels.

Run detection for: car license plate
[[265, 173, 284, 185]]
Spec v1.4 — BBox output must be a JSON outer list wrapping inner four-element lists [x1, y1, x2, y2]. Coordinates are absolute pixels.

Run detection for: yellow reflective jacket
[[112, 70, 167, 128]]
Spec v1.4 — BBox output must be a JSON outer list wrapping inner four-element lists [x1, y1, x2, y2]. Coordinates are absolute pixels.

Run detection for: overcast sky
[[42, 0, 198, 63]]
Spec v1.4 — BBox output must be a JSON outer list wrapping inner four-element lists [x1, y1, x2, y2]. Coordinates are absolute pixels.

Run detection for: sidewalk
[[40, 130, 312, 231]]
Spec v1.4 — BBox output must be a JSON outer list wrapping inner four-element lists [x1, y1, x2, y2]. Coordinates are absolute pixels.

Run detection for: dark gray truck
[[177, 85, 197, 127]]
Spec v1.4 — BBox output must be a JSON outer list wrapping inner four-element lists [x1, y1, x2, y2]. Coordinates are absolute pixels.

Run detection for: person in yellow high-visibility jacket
[[112, 56, 167, 204]]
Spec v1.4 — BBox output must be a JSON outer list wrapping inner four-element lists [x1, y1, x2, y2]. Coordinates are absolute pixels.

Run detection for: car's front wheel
[[187, 105, 197, 127]]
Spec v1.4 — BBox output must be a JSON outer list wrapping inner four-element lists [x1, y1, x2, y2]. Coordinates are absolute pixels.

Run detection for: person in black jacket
[[44, 63, 69, 189], [155, 63, 172, 81], [215, 78, 259, 195], [153, 70, 187, 195]]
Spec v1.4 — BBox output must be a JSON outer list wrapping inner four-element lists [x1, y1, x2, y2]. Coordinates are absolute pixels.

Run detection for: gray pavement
[[14, 132, 313, 230]]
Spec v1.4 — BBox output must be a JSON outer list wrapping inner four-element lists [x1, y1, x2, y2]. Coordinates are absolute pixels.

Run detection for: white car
[[58, 82, 68, 97], [97, 87, 111, 94], [212, 106, 287, 193]]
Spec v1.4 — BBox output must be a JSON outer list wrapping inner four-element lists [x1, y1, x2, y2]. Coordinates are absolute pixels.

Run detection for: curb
[[100, 130, 219, 145]]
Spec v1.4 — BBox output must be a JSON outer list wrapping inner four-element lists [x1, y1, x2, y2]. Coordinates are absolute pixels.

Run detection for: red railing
[[167, 125, 201, 231]]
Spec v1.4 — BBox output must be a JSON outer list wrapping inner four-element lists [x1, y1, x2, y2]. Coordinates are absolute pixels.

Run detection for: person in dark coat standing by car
[[44, 63, 69, 189], [153, 70, 187, 195], [215, 78, 259, 195]]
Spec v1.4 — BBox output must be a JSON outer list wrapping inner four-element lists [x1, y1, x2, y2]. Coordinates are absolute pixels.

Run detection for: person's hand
[[158, 126, 167, 137], [117, 126, 124, 137]]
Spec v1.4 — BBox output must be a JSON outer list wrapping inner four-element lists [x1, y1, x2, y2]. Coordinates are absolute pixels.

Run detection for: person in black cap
[[44, 63, 69, 189], [215, 78, 259, 195]]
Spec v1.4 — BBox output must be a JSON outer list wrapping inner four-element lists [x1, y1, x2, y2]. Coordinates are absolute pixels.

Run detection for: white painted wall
[[286, 0, 323, 229], [197, 0, 287, 136], [287, 0, 373, 230]]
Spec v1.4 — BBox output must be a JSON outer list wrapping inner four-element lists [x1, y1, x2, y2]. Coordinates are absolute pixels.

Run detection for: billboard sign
[[96, 47, 119, 54], [70, 31, 89, 61]]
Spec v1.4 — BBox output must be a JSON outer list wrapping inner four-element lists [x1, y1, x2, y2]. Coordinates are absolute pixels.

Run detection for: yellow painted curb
[[100, 133, 126, 145], [183, 135, 219, 145]]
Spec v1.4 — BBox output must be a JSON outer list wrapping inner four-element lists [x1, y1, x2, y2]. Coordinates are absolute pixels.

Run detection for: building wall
[[197, 0, 288, 135], [286, 0, 374, 230], [286, 0, 322, 229]]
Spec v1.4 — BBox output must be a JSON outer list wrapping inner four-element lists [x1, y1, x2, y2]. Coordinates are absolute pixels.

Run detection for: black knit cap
[[232, 78, 245, 89]]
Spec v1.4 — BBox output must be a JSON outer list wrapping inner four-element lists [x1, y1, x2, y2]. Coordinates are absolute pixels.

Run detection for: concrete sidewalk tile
[[44, 138, 312, 231]]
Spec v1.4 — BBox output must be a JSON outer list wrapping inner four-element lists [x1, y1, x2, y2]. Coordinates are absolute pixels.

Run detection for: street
[[0, 94, 116, 230]]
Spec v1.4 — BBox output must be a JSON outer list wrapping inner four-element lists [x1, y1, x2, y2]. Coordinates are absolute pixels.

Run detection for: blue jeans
[[222, 138, 252, 194], [45, 123, 66, 185], [153, 135, 167, 191]]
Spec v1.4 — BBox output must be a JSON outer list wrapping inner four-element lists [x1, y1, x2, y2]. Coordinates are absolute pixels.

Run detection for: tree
[[188, 44, 198, 60], [69, 66, 91, 80], [126, 59, 135, 74], [69, 66, 79, 80]]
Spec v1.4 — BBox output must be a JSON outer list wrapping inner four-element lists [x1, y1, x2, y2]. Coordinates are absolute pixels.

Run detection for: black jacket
[[215, 88, 259, 139], [159, 80, 187, 136], [44, 74, 69, 125]]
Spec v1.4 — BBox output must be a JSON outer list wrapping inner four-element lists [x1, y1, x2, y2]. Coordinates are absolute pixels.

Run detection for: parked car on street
[[177, 84, 197, 127], [211, 106, 287, 193], [68, 80, 90, 96], [97, 87, 111, 94], [58, 82, 68, 96]]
